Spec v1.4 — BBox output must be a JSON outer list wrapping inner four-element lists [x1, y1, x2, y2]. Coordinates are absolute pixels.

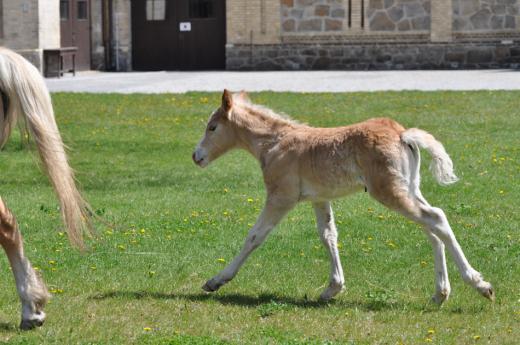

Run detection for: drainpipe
[[102, 0, 114, 70]]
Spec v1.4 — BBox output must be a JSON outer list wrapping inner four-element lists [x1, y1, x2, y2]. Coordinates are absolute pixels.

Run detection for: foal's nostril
[[192, 152, 196, 163]]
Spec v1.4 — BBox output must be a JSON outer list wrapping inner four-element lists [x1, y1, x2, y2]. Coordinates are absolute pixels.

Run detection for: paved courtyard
[[45, 70, 520, 93]]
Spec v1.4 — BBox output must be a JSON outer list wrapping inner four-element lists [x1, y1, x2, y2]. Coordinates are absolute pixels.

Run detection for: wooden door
[[132, 0, 226, 71], [60, 0, 91, 70]]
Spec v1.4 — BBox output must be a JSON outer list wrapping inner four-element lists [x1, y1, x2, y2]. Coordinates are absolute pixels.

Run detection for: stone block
[[369, 0, 384, 10], [315, 5, 330, 16], [281, 0, 294, 7], [331, 8, 345, 18], [384, 0, 394, 9], [404, 2, 425, 18], [411, 16, 430, 30], [370, 12, 396, 30], [490, 15, 505, 29], [397, 19, 411, 30], [325, 19, 343, 31], [470, 9, 492, 30], [388, 5, 404, 22], [504, 15, 515, 29], [290, 8, 305, 18], [298, 19, 323, 31], [467, 49, 493, 63], [283, 19, 296, 32]]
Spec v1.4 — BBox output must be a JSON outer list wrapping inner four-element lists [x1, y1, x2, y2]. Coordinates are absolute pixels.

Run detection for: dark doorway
[[60, 0, 92, 70], [132, 0, 226, 70]]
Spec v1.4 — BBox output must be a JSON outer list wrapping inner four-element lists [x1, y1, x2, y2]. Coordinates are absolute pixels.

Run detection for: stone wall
[[368, 0, 431, 31], [453, 0, 519, 31], [0, 0, 60, 72], [281, 0, 346, 32], [227, 41, 520, 69]]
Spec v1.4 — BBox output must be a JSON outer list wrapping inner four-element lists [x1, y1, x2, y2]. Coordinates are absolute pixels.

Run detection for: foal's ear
[[222, 89, 233, 112]]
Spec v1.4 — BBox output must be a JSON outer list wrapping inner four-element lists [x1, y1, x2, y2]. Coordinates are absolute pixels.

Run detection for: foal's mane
[[230, 94, 300, 129]]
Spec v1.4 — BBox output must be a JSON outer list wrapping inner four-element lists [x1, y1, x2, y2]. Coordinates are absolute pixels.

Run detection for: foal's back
[[280, 118, 407, 201]]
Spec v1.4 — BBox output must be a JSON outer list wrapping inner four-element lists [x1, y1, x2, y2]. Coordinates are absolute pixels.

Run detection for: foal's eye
[[208, 124, 217, 131]]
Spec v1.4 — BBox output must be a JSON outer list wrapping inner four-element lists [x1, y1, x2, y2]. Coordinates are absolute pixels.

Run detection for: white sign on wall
[[180, 22, 192, 32]]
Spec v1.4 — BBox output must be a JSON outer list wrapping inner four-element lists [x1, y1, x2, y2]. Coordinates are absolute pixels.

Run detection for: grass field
[[0, 91, 518, 344]]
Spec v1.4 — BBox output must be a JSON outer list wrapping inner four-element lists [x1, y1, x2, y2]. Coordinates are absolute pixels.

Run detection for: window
[[60, 0, 69, 20], [77, 0, 88, 20], [146, 0, 166, 21], [189, 0, 215, 19]]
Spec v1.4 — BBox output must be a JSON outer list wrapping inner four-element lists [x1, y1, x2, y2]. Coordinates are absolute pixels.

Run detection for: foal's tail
[[0, 48, 93, 248], [401, 128, 459, 186]]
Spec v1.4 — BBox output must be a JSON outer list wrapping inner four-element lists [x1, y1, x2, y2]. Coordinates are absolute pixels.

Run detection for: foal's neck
[[232, 105, 297, 161]]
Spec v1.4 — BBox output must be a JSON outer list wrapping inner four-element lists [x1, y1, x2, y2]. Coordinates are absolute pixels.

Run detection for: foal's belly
[[299, 178, 364, 202]]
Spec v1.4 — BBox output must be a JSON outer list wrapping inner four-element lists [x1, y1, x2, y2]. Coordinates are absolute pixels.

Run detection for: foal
[[0, 48, 92, 329], [193, 90, 494, 304]]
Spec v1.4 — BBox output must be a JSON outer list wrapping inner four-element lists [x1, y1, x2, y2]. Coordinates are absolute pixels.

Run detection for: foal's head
[[192, 90, 241, 168]]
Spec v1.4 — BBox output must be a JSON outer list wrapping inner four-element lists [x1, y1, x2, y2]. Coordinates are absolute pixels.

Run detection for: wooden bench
[[43, 47, 78, 78]]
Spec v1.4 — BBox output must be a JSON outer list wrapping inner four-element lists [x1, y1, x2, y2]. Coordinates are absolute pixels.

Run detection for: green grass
[[0, 91, 518, 344]]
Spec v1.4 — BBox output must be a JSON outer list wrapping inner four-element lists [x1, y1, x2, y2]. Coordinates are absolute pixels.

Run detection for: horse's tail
[[0, 48, 93, 248], [401, 128, 459, 186]]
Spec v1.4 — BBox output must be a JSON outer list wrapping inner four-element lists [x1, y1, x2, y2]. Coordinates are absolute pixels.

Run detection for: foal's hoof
[[431, 290, 450, 305], [20, 317, 44, 331], [481, 285, 495, 302], [202, 278, 221, 293]]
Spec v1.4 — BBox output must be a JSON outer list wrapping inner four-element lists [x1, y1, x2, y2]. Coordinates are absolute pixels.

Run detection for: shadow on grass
[[0, 321, 18, 333], [88, 290, 470, 313]]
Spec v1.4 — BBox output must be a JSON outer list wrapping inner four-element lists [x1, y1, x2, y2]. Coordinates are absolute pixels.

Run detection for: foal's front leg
[[0, 198, 50, 330], [313, 201, 345, 301], [203, 197, 295, 292]]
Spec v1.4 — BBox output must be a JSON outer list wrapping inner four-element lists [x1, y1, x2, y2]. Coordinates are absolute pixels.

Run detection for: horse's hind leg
[[0, 197, 50, 330], [368, 178, 493, 303]]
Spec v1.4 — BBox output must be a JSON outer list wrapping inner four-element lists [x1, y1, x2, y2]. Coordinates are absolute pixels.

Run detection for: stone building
[[0, 0, 519, 72]]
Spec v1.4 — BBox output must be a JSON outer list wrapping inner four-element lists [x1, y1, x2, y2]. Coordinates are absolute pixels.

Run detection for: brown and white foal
[[193, 90, 494, 304]]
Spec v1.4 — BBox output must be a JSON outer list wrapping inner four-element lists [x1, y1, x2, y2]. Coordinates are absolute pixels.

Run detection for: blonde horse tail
[[0, 48, 93, 248], [401, 128, 459, 186]]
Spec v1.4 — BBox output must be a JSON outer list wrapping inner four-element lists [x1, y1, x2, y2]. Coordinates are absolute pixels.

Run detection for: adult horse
[[193, 90, 494, 304], [0, 48, 92, 329]]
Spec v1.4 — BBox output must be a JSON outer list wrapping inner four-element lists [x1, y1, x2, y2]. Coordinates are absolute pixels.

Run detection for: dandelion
[[247, 198, 254, 203], [223, 188, 229, 193], [33, 266, 40, 271], [143, 327, 152, 332], [223, 211, 229, 216], [140, 228, 146, 234], [386, 240, 397, 249], [117, 244, 126, 251], [425, 338, 432, 343], [473, 335, 480, 340], [58, 232, 64, 237], [420, 261, 428, 267], [148, 271, 156, 278], [50, 288, 64, 294], [105, 229, 113, 236], [368, 236, 373, 241], [217, 258, 226, 263], [48, 260, 56, 265], [90, 266, 97, 270], [428, 329, 435, 335]]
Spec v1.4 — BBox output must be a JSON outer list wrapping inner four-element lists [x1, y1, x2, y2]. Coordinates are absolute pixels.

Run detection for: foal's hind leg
[[313, 201, 344, 301], [0, 197, 50, 330], [370, 186, 494, 302]]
